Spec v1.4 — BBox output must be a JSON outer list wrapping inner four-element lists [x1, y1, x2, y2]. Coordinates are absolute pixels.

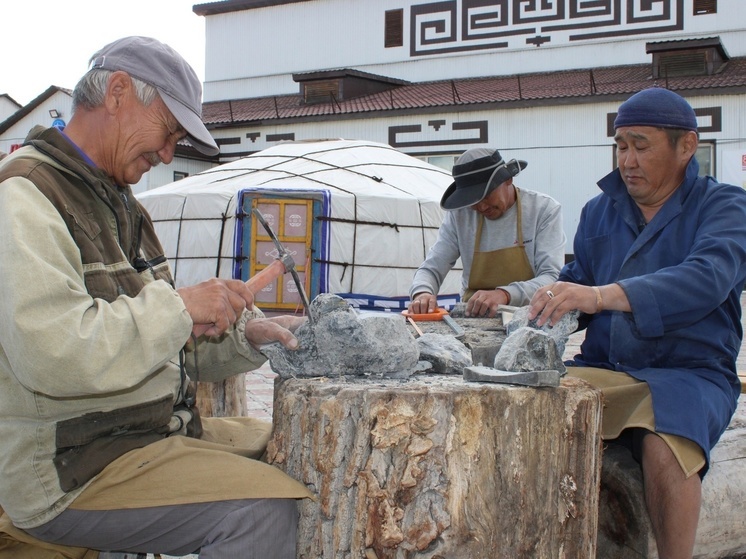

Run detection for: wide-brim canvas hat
[[440, 148, 527, 210], [89, 36, 219, 156]]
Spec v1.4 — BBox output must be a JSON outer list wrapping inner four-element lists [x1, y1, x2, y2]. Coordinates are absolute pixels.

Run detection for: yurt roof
[[137, 139, 461, 308]]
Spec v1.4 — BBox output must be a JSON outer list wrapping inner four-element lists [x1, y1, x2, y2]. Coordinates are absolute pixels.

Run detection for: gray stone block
[[506, 306, 579, 357], [263, 293, 419, 379], [416, 332, 472, 374], [463, 366, 561, 387], [494, 326, 567, 374]]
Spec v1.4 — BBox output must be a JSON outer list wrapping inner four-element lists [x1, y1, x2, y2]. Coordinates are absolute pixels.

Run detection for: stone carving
[[415, 332, 472, 375], [261, 293, 420, 379], [494, 327, 567, 374], [505, 306, 580, 358], [493, 306, 580, 375]]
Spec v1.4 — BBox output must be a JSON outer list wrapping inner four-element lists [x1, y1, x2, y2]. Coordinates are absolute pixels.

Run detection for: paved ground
[[246, 292, 746, 422], [244, 365, 277, 421]]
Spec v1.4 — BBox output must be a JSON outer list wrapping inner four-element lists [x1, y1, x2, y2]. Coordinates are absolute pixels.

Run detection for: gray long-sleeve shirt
[[409, 188, 566, 306]]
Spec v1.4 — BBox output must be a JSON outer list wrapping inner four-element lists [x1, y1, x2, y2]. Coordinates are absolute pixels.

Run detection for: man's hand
[[528, 281, 625, 327], [245, 315, 307, 350], [465, 289, 508, 318], [177, 278, 255, 338], [408, 292, 438, 314]]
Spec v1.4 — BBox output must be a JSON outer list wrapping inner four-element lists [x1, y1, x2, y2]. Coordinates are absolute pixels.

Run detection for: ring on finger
[[546, 290, 555, 299]]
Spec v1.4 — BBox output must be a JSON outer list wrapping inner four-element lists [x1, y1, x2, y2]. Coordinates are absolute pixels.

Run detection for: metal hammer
[[247, 208, 315, 323]]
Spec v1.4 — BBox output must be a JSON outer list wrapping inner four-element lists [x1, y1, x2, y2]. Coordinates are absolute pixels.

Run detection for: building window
[[173, 171, 189, 181], [385, 9, 403, 48], [415, 154, 458, 171], [302, 80, 340, 104], [696, 140, 715, 177], [647, 38, 728, 79], [426, 154, 458, 171], [693, 0, 717, 15]]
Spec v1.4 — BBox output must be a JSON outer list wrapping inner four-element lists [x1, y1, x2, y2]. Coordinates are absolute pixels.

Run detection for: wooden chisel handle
[[245, 259, 287, 297]]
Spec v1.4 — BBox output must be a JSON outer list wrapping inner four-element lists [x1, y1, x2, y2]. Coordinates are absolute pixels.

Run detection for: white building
[[0, 94, 21, 125], [2, 0, 745, 257], [192, 0, 746, 255]]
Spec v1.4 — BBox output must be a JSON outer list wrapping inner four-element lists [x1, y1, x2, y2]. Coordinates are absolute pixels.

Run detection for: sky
[[3, 1, 206, 106]]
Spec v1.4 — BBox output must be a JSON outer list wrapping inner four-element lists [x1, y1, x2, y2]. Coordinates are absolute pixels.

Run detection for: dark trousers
[[26, 498, 298, 558]]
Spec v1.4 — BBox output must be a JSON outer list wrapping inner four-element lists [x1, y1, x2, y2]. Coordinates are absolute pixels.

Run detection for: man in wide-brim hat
[[409, 147, 566, 318]]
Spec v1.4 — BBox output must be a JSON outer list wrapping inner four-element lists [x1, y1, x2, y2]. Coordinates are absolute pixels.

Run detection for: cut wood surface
[[267, 374, 602, 559], [196, 374, 247, 417], [597, 398, 746, 559]]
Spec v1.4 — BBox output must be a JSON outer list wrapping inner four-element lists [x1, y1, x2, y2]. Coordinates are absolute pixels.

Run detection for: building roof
[[193, 0, 313, 16], [646, 36, 730, 59], [202, 57, 746, 128], [0, 93, 22, 110], [0, 86, 71, 134]]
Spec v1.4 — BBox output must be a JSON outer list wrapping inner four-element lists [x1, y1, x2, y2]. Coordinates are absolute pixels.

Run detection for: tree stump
[[266, 375, 602, 558], [196, 374, 247, 417], [597, 398, 746, 559]]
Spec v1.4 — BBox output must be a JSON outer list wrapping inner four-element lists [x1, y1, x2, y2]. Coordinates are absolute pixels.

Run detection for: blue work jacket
[[561, 157, 746, 466]]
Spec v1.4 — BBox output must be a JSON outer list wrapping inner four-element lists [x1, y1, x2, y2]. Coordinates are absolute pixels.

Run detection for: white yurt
[[137, 139, 462, 312]]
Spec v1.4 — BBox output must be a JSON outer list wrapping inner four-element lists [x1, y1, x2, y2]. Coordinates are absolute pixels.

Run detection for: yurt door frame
[[239, 194, 323, 313]]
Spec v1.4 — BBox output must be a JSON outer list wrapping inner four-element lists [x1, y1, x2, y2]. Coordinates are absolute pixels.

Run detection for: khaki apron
[[464, 188, 535, 301], [569, 367, 705, 478], [0, 416, 313, 558]]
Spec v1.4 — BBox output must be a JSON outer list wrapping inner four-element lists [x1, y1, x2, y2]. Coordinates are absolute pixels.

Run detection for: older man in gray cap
[[0, 36, 310, 558], [529, 87, 746, 558], [409, 147, 566, 317]]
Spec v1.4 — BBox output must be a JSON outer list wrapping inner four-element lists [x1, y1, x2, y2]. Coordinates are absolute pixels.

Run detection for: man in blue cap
[[529, 87, 746, 558], [409, 147, 566, 317]]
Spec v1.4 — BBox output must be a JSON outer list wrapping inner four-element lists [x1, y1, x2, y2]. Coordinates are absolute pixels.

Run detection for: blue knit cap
[[614, 88, 698, 131]]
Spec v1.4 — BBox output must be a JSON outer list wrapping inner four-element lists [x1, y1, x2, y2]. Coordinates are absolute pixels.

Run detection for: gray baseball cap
[[89, 36, 219, 156]]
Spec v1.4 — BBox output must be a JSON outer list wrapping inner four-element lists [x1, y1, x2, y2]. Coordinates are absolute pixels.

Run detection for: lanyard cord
[[177, 333, 200, 408]]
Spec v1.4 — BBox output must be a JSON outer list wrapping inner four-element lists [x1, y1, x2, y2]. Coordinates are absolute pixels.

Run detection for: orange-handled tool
[[402, 307, 465, 340], [250, 208, 315, 324], [245, 254, 293, 297], [401, 308, 449, 321]]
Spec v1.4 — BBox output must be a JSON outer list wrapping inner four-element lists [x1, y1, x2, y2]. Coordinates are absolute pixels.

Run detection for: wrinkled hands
[[409, 289, 509, 318], [528, 281, 604, 327], [177, 278, 306, 350], [178, 278, 254, 338], [408, 292, 438, 314], [465, 289, 509, 318], [245, 315, 306, 350]]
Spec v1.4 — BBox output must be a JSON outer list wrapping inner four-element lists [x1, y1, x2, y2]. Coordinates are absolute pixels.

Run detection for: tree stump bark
[[196, 374, 247, 417], [267, 374, 602, 559], [597, 398, 746, 559]]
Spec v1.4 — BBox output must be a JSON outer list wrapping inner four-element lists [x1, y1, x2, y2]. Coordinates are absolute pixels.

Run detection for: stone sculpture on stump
[[263, 296, 603, 558]]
